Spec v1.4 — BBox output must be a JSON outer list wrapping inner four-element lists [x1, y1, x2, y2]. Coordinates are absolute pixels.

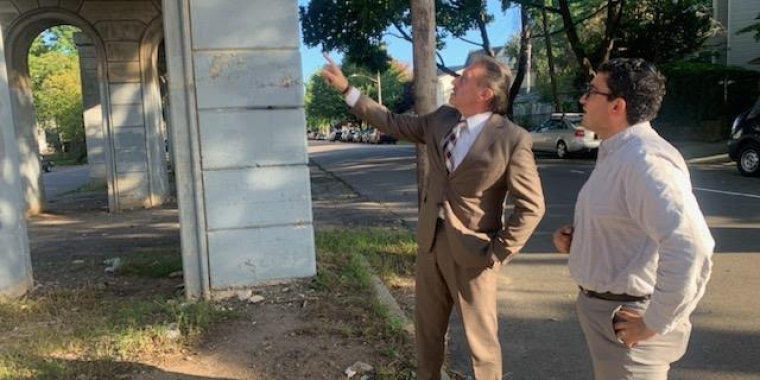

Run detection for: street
[[309, 140, 760, 380], [40, 164, 91, 199]]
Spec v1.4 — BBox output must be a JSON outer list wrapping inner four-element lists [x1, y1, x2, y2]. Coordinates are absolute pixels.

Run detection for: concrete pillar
[[74, 32, 107, 182], [163, 0, 315, 299], [0, 25, 33, 299], [107, 43, 152, 209]]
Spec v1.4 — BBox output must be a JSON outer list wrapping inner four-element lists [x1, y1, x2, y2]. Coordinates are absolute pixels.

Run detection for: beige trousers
[[415, 226, 502, 380], [575, 291, 692, 380]]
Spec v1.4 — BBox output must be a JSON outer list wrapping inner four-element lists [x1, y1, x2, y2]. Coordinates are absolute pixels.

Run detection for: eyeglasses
[[583, 83, 615, 99]]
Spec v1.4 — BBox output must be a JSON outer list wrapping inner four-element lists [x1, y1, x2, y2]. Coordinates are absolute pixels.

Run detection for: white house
[[435, 47, 538, 107], [710, 0, 760, 70]]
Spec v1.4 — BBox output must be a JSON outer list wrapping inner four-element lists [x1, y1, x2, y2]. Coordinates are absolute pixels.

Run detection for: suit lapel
[[450, 114, 503, 177]]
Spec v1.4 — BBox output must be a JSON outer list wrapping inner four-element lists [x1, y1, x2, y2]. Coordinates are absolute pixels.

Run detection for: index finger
[[323, 52, 337, 67]]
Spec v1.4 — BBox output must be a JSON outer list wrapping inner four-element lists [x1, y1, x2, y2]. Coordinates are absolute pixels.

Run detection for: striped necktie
[[443, 119, 466, 173]]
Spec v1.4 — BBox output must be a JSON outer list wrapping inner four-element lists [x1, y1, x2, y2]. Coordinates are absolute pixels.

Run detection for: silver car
[[529, 113, 600, 158]]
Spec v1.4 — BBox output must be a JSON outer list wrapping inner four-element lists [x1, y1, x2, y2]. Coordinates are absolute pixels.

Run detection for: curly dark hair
[[597, 58, 666, 125]]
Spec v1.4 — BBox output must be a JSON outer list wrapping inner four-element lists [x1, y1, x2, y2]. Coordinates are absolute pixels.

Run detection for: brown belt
[[579, 286, 650, 302]]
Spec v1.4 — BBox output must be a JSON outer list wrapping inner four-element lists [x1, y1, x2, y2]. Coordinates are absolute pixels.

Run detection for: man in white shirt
[[323, 54, 545, 380], [553, 58, 714, 379]]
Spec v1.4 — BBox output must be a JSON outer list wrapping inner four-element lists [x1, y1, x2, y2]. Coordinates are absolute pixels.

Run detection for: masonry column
[[0, 25, 33, 298], [74, 32, 107, 182], [163, 0, 315, 298]]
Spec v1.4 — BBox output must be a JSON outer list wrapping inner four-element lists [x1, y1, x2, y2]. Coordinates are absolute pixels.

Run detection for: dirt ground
[[24, 164, 417, 380]]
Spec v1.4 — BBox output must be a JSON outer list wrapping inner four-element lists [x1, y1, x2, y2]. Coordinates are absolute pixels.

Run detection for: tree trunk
[[411, 0, 437, 206], [557, 0, 594, 82], [542, 5, 561, 113], [508, 5, 531, 122]]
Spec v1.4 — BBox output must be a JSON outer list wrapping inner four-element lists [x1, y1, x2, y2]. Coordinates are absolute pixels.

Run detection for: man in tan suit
[[322, 54, 545, 380]]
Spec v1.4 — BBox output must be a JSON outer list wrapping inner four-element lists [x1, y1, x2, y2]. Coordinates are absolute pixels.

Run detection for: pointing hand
[[321, 53, 349, 93]]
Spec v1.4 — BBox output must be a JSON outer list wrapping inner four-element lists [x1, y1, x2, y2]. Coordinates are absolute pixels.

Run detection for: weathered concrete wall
[[0, 23, 33, 298], [163, 0, 315, 297]]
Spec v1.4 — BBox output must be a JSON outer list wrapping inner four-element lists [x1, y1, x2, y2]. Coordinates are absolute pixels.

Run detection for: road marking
[[694, 187, 760, 199]]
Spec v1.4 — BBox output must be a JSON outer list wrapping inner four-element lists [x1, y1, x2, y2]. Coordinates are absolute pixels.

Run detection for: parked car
[[529, 113, 600, 158], [328, 129, 343, 142], [728, 96, 760, 177], [40, 156, 54, 172], [341, 128, 357, 142], [376, 131, 398, 144]]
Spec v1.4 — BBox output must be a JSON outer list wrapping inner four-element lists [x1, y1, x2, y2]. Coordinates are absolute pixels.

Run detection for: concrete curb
[[686, 153, 730, 165], [356, 228, 450, 380]]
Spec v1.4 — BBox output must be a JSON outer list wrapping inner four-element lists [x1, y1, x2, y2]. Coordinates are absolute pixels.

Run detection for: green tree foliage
[[616, 0, 715, 63], [305, 70, 348, 129], [305, 60, 412, 131], [506, 0, 714, 105], [28, 26, 85, 159], [513, 0, 714, 82], [300, 0, 508, 74]]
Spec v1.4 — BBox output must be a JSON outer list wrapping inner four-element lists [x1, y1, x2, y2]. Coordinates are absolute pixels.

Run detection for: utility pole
[[412, 0, 436, 206]]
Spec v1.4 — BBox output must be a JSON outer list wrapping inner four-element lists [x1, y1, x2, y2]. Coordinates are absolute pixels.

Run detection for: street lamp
[[349, 72, 382, 106]]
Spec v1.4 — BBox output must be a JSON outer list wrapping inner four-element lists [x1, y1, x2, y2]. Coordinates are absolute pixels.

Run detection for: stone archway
[[4, 9, 114, 215], [2, 0, 315, 300]]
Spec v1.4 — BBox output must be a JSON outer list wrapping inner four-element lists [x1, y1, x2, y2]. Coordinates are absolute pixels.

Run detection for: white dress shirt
[[448, 112, 491, 171], [568, 122, 714, 335]]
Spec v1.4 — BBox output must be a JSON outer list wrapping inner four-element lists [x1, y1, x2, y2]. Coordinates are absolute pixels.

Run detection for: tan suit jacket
[[351, 95, 545, 268]]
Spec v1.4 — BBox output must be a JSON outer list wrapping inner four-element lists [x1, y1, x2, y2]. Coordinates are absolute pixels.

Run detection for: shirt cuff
[[345, 87, 360, 107]]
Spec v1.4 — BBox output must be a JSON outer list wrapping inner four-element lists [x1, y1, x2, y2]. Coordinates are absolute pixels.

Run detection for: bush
[[655, 61, 760, 141]]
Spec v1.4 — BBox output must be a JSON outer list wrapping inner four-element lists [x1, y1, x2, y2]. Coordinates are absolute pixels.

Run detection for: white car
[[529, 113, 600, 158]]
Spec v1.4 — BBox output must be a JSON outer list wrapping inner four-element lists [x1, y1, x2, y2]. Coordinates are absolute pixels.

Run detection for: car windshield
[[749, 96, 760, 119]]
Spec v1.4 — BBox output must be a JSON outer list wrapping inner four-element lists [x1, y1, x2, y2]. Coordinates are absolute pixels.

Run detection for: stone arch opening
[[5, 10, 115, 215]]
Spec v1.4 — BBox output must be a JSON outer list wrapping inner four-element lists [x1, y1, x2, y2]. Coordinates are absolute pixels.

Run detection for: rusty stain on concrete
[[209, 53, 244, 79]]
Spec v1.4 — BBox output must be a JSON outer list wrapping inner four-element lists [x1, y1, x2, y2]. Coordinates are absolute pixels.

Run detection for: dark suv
[[728, 97, 760, 177]]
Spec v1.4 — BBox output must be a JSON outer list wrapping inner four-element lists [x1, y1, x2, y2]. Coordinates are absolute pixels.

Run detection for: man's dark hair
[[471, 56, 512, 115], [596, 58, 666, 125]]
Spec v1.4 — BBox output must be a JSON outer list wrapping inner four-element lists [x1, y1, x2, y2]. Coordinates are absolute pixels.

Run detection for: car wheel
[[556, 141, 568, 159], [737, 143, 760, 177]]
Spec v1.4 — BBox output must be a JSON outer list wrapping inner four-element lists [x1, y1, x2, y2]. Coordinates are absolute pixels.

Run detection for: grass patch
[[0, 249, 229, 379], [0, 286, 233, 379], [1, 229, 418, 379], [44, 153, 84, 167], [73, 180, 108, 193], [119, 248, 183, 278], [314, 228, 418, 379], [316, 227, 417, 283]]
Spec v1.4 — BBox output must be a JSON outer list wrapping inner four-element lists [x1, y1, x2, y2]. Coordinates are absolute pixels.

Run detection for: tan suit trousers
[[415, 223, 502, 380]]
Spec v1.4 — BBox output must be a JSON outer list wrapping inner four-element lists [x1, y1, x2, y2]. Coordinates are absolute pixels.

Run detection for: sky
[[297, 1, 521, 80]]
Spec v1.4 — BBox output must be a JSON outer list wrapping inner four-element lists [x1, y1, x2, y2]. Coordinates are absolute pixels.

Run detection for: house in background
[[435, 47, 538, 107], [709, 0, 760, 70]]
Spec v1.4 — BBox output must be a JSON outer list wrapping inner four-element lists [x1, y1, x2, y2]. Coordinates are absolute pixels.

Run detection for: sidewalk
[[310, 143, 759, 380], [669, 139, 730, 164]]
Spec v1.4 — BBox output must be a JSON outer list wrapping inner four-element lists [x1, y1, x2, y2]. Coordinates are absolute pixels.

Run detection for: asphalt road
[[40, 164, 91, 199], [309, 140, 760, 380]]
